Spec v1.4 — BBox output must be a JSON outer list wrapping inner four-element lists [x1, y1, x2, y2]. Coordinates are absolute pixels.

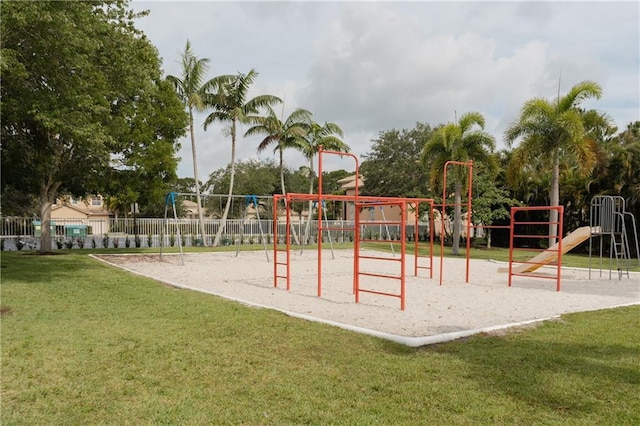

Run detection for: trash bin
[[33, 220, 56, 237], [65, 225, 88, 237]]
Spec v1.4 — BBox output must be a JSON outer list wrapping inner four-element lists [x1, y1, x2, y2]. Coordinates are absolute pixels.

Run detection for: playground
[[98, 249, 639, 346], [111, 149, 640, 346]]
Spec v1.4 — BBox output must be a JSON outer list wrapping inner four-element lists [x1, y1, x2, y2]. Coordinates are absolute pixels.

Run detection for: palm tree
[[505, 80, 612, 245], [421, 112, 496, 255], [246, 106, 312, 198], [203, 69, 281, 246], [167, 40, 218, 246], [245, 106, 311, 245], [297, 120, 349, 244]]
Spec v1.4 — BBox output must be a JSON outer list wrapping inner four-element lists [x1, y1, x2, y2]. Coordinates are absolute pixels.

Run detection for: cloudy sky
[[131, 0, 639, 181]]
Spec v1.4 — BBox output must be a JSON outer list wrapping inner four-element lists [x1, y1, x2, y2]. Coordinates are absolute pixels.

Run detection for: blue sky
[[132, 0, 640, 180]]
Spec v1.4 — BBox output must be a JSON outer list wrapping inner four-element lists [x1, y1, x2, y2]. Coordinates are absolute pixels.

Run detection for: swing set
[[160, 192, 272, 265]]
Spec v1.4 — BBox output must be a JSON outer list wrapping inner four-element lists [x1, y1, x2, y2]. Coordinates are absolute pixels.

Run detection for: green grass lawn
[[1, 251, 639, 424]]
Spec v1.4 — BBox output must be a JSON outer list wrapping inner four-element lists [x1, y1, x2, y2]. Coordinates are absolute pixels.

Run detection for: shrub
[[15, 239, 24, 251], [147, 234, 153, 248], [113, 238, 119, 248], [76, 238, 85, 249], [64, 239, 74, 249], [125, 235, 131, 248], [91, 237, 97, 249], [102, 234, 110, 248], [134, 235, 141, 248], [56, 238, 64, 249], [169, 233, 176, 247]]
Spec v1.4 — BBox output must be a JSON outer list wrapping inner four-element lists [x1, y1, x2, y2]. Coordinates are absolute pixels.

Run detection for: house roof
[[338, 174, 365, 190], [51, 203, 110, 218]]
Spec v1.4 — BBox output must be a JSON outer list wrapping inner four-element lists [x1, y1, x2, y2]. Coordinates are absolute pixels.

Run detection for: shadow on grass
[[0, 252, 106, 284], [423, 310, 640, 416]]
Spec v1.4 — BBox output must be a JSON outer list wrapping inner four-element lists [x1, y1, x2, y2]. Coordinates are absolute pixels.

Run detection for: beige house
[[50, 196, 112, 235], [337, 174, 419, 223]]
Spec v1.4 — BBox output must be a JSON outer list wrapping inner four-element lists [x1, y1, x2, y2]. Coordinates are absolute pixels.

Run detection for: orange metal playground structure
[[272, 147, 435, 310], [269, 147, 634, 311]]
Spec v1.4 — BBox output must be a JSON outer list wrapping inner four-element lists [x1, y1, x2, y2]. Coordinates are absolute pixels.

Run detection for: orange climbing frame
[[272, 146, 435, 310], [508, 205, 564, 291]]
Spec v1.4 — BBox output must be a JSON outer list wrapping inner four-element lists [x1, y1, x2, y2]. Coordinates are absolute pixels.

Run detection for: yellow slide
[[499, 226, 592, 274]]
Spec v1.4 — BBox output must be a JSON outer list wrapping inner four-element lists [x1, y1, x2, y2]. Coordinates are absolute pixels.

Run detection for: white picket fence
[[0, 217, 432, 251]]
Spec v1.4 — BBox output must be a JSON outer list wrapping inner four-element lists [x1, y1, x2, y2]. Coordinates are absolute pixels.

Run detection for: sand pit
[[95, 249, 639, 346]]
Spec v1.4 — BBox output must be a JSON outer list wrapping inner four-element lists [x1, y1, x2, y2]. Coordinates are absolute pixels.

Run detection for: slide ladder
[[589, 195, 639, 280]]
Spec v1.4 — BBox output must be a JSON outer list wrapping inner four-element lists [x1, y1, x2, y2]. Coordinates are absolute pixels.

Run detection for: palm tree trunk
[[549, 148, 560, 246], [278, 147, 300, 245], [302, 159, 315, 245], [452, 181, 462, 255], [189, 109, 207, 246], [213, 120, 237, 246]]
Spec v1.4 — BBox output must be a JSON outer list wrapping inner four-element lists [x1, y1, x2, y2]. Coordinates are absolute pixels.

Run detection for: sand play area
[[96, 249, 639, 346]]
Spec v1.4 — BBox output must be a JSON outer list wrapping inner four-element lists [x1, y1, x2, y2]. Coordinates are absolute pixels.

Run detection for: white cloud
[[132, 0, 639, 180]]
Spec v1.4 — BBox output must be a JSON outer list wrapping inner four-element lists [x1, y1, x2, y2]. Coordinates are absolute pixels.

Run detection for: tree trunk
[[302, 159, 315, 245], [549, 148, 560, 247], [39, 181, 60, 253], [452, 182, 462, 255], [486, 228, 492, 249], [277, 147, 300, 245], [189, 109, 208, 246], [213, 120, 237, 246]]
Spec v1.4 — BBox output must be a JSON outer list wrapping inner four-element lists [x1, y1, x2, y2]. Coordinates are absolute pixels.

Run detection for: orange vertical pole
[[429, 200, 434, 279], [354, 204, 361, 302], [465, 161, 473, 283], [273, 195, 279, 288], [285, 194, 291, 290], [508, 207, 515, 287], [556, 206, 563, 292], [317, 146, 324, 297], [400, 201, 407, 310], [414, 202, 419, 277]]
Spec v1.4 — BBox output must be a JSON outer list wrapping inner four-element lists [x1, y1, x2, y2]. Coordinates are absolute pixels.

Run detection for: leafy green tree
[[361, 123, 433, 198], [601, 122, 640, 214], [472, 161, 521, 248], [421, 113, 496, 255], [1, 1, 185, 251], [505, 80, 612, 244], [203, 159, 281, 218], [203, 69, 281, 246], [171, 177, 203, 195], [167, 40, 221, 245], [321, 169, 351, 194]]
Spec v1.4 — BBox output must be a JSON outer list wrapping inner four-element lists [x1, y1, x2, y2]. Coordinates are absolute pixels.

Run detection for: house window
[[92, 197, 102, 206]]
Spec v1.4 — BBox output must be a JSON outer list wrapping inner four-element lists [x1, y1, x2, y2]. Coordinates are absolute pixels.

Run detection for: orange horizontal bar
[[358, 271, 401, 280], [358, 255, 402, 262], [513, 221, 562, 225], [510, 272, 559, 280], [358, 288, 401, 298]]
